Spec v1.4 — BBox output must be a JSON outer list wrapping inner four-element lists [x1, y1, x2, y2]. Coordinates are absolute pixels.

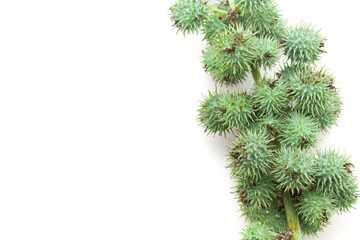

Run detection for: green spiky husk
[[235, 0, 270, 14], [220, 92, 255, 129], [240, 199, 288, 233], [170, 0, 210, 35], [314, 149, 355, 195], [241, 0, 282, 38], [273, 147, 315, 194], [296, 191, 334, 230], [203, 25, 258, 85], [235, 175, 278, 209], [253, 37, 282, 69], [202, 12, 227, 42], [228, 128, 273, 181], [203, 46, 248, 85], [252, 77, 288, 117], [284, 23, 325, 64], [197, 91, 228, 136], [332, 178, 359, 212], [240, 223, 277, 240], [256, 114, 282, 139], [279, 112, 319, 149]]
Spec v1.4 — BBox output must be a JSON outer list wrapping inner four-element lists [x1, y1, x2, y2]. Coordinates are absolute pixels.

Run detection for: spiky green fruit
[[333, 178, 359, 212], [170, 0, 210, 35], [316, 92, 342, 132], [277, 63, 304, 84], [241, 200, 288, 233], [202, 12, 227, 42], [279, 64, 342, 131], [281, 64, 333, 86], [297, 191, 334, 230], [314, 149, 355, 195], [269, 19, 288, 43], [292, 80, 335, 116], [252, 77, 288, 117], [241, 223, 277, 240], [203, 46, 248, 85], [299, 216, 324, 237], [280, 112, 319, 149], [241, 0, 282, 38], [235, 175, 277, 209], [273, 147, 315, 194], [256, 114, 282, 139], [202, 25, 258, 84], [203, 46, 242, 84], [284, 23, 326, 64], [235, 0, 270, 14], [290, 67, 337, 116], [197, 91, 228, 135], [228, 128, 273, 181], [219, 92, 255, 129], [253, 37, 282, 69]]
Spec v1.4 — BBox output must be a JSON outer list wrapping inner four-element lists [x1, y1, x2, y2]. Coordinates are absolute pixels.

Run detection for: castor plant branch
[[251, 66, 262, 85], [283, 191, 302, 240], [209, 5, 227, 16], [170, 0, 359, 239]]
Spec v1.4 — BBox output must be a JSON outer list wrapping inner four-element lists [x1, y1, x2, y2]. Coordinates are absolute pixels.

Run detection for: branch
[[251, 66, 262, 85], [283, 191, 302, 240], [209, 5, 227, 16]]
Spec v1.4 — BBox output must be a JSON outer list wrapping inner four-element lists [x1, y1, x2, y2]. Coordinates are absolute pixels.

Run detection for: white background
[[0, 0, 359, 239]]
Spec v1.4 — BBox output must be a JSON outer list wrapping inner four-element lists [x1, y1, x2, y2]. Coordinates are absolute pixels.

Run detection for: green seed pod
[[202, 25, 258, 85], [241, 200, 288, 233], [269, 18, 288, 43], [241, 0, 282, 38], [291, 67, 337, 116], [252, 77, 288, 117], [235, 0, 270, 14], [170, 0, 210, 35], [284, 23, 326, 64], [202, 12, 227, 42], [256, 114, 282, 139], [279, 112, 319, 149], [286, 65, 334, 85], [240, 223, 277, 240], [197, 91, 228, 136], [253, 37, 282, 69], [314, 149, 355, 195], [293, 80, 334, 116], [219, 92, 255, 129], [297, 191, 334, 230], [203, 45, 248, 85], [273, 147, 315, 194], [235, 175, 278, 209], [278, 63, 305, 84], [333, 178, 359, 213], [316, 90, 342, 132], [299, 216, 324, 237], [281, 65, 342, 128], [228, 128, 273, 181]]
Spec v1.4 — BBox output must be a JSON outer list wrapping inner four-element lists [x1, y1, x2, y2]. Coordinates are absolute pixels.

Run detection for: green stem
[[209, 6, 227, 16], [283, 191, 302, 240], [251, 66, 262, 85]]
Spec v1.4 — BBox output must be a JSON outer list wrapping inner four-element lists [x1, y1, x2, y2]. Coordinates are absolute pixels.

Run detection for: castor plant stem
[[251, 66, 262, 85], [283, 191, 302, 240], [209, 6, 227, 16]]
